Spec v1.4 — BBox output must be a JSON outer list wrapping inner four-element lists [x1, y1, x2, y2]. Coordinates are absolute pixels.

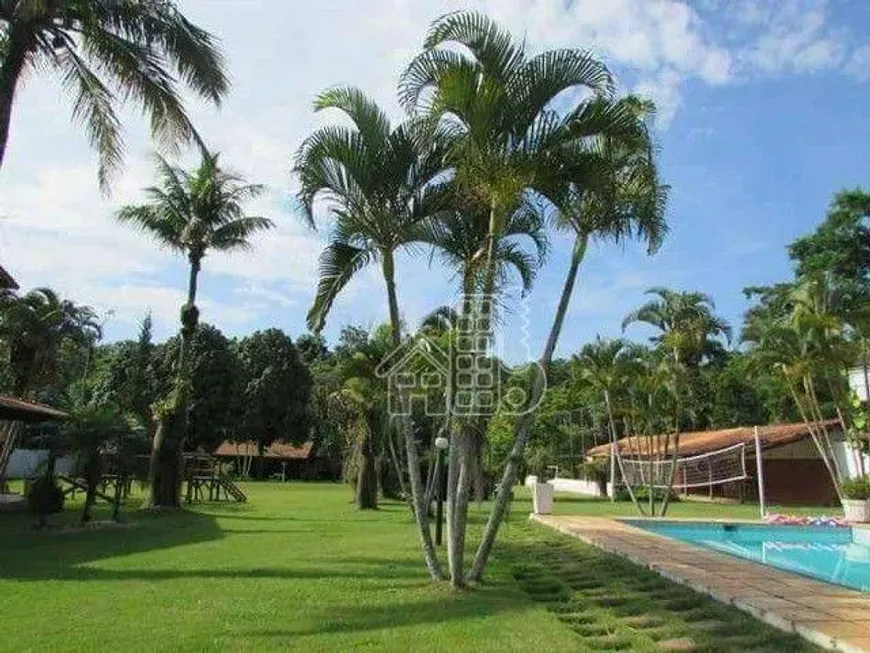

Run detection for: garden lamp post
[[434, 432, 449, 546]]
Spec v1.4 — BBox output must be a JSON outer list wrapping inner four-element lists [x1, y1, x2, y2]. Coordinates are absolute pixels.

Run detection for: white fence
[[5, 449, 75, 479]]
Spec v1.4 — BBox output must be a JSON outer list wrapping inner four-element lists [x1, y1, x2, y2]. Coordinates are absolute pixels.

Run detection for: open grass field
[[0, 483, 822, 652]]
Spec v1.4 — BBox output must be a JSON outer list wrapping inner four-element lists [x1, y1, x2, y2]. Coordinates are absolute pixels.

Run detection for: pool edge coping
[[531, 513, 870, 653]]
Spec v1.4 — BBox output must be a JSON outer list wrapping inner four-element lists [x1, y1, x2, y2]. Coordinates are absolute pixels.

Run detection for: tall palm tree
[[401, 10, 614, 586], [622, 287, 731, 367], [0, 0, 228, 190], [116, 151, 272, 507], [293, 86, 448, 579], [470, 96, 668, 582]]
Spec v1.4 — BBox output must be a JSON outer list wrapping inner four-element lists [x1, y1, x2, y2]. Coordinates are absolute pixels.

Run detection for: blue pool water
[[627, 520, 870, 592]]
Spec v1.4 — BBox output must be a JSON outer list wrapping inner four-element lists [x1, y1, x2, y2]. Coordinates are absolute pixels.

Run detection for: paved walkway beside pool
[[532, 514, 870, 653]]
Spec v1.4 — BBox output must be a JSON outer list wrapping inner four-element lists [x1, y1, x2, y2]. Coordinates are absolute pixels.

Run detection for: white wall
[[5, 449, 74, 479], [524, 475, 605, 498]]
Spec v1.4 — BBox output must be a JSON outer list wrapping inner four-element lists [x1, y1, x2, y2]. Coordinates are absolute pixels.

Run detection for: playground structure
[[182, 453, 247, 503]]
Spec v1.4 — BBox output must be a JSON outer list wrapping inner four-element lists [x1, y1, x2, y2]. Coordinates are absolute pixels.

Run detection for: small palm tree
[[0, 287, 100, 397], [294, 86, 447, 578], [0, 0, 228, 190], [117, 151, 272, 507], [0, 287, 100, 480], [575, 337, 633, 504], [623, 287, 731, 367], [426, 200, 548, 298]]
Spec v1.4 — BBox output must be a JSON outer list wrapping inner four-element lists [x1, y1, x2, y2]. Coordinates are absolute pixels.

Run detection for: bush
[[615, 485, 679, 503], [842, 477, 870, 500], [579, 460, 608, 496], [27, 475, 65, 526]]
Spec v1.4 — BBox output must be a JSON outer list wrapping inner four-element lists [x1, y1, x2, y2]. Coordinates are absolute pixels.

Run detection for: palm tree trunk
[[0, 24, 34, 170], [382, 250, 443, 580], [605, 389, 643, 513], [386, 420, 408, 497], [146, 257, 201, 508], [469, 233, 588, 583], [356, 425, 378, 509], [444, 272, 475, 585]]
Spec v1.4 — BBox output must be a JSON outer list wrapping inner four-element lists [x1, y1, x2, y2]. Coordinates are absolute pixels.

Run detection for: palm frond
[[307, 242, 375, 333]]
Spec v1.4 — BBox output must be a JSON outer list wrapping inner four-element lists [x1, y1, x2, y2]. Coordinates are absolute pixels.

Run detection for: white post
[[754, 426, 766, 520], [609, 442, 616, 501]]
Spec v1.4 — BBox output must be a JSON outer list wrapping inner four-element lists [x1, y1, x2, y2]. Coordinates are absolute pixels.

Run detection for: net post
[[754, 426, 766, 520]]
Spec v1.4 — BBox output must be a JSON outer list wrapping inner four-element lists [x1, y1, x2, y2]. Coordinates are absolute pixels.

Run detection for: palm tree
[[575, 337, 633, 504], [0, 287, 100, 397], [469, 96, 668, 582], [293, 86, 448, 579], [426, 200, 548, 299], [401, 10, 615, 586], [423, 199, 549, 512], [622, 287, 731, 367], [116, 151, 272, 507], [0, 287, 101, 480], [0, 0, 228, 190]]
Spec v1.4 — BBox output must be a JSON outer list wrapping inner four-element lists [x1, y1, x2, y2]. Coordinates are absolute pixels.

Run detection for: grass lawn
[[0, 483, 822, 652]]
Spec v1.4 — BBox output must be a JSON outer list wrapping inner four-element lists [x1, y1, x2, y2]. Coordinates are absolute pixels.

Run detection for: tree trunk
[[469, 233, 588, 583], [356, 427, 378, 509], [145, 258, 200, 508], [0, 23, 34, 170], [381, 250, 443, 579], [81, 453, 101, 524], [606, 389, 643, 514]]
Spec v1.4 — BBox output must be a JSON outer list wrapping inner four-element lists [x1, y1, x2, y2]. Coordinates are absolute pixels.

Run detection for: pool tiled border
[[532, 514, 870, 653]]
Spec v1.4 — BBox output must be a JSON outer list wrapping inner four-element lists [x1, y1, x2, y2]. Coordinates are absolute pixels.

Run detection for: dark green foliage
[[0, 288, 101, 396], [615, 485, 677, 503], [89, 314, 156, 427], [153, 324, 238, 452], [234, 329, 312, 456], [842, 476, 870, 500], [789, 189, 870, 282], [26, 474, 65, 527]]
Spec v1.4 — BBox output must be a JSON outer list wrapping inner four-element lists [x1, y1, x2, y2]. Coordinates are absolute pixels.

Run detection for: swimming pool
[[627, 520, 870, 592]]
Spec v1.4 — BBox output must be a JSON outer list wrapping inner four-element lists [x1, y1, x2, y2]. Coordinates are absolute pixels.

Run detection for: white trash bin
[[532, 481, 554, 515]]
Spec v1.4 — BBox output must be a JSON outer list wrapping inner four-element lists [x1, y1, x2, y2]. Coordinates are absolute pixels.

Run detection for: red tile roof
[[0, 395, 67, 422], [585, 420, 840, 459], [213, 440, 313, 460]]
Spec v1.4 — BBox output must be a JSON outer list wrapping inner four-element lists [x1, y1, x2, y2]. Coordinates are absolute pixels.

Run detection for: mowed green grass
[[0, 484, 822, 652]]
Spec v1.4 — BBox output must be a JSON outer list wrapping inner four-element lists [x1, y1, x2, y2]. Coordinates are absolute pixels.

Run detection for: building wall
[[5, 449, 74, 479]]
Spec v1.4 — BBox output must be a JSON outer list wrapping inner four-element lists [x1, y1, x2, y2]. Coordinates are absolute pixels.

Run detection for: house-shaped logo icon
[[375, 337, 451, 417]]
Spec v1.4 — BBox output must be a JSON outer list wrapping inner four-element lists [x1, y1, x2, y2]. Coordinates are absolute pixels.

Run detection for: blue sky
[[1, 0, 869, 363]]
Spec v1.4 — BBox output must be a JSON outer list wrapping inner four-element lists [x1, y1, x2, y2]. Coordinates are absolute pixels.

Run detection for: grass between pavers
[[503, 520, 823, 652], [0, 483, 825, 652]]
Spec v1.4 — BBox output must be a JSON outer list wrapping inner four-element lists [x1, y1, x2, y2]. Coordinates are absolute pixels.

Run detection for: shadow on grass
[[244, 592, 523, 640], [0, 508, 225, 581]]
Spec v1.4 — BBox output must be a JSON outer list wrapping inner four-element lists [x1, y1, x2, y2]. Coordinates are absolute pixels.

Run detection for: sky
[[1, 0, 870, 363]]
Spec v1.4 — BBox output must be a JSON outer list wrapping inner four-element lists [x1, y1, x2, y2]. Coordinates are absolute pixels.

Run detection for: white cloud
[[1, 0, 868, 345]]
